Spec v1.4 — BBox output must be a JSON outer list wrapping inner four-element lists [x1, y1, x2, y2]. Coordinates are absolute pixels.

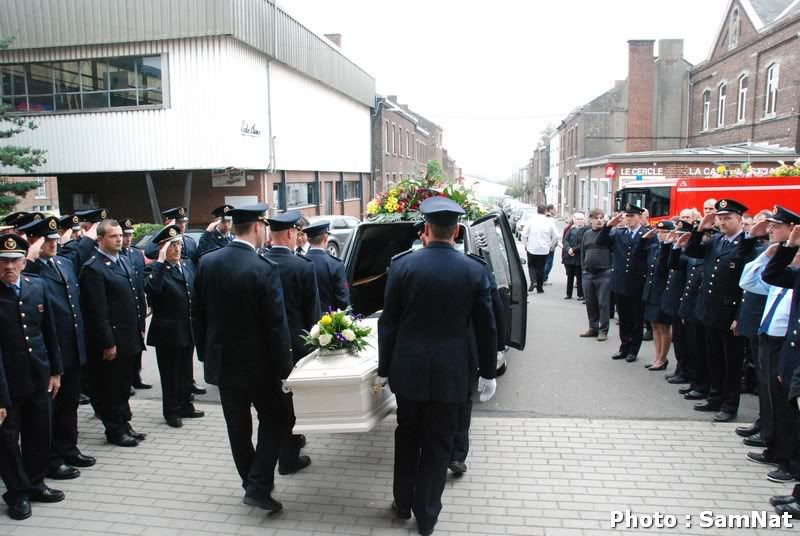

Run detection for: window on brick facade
[[383, 121, 389, 154], [729, 9, 740, 49], [737, 75, 748, 122], [702, 91, 711, 131], [406, 131, 411, 158], [390, 124, 395, 155], [717, 83, 727, 127], [765, 63, 779, 117], [35, 177, 47, 199]]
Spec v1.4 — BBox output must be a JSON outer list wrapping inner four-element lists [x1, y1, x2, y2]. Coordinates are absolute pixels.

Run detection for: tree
[[505, 186, 523, 198], [0, 37, 46, 215]]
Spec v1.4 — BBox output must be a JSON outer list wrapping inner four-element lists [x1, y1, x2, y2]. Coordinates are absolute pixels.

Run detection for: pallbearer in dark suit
[[0, 234, 65, 520], [192, 204, 293, 513], [596, 204, 649, 363], [303, 220, 349, 312], [681, 198, 759, 422], [198, 204, 235, 255], [120, 218, 151, 392], [145, 225, 204, 428], [17, 217, 95, 481], [79, 220, 148, 446], [263, 210, 320, 475], [376, 198, 497, 536]]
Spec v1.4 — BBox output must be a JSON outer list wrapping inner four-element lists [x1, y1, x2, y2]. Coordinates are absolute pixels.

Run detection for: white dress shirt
[[522, 214, 559, 255], [739, 250, 793, 337]]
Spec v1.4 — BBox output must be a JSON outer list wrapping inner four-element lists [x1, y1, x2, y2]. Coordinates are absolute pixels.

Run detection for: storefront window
[[336, 180, 362, 201], [286, 182, 316, 208]]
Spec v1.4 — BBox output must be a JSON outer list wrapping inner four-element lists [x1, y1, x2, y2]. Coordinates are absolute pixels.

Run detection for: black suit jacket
[[0, 275, 62, 408], [305, 248, 350, 313], [261, 247, 321, 361], [661, 247, 687, 317], [378, 243, 497, 403], [78, 252, 146, 357], [60, 235, 97, 269], [192, 241, 293, 387], [596, 226, 648, 296], [641, 241, 671, 307], [762, 245, 800, 399], [145, 260, 195, 349], [23, 257, 87, 370], [121, 246, 147, 306], [198, 228, 233, 255]]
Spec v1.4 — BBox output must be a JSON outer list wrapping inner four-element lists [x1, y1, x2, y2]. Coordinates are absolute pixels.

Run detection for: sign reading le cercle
[[619, 166, 664, 177], [240, 121, 262, 137]]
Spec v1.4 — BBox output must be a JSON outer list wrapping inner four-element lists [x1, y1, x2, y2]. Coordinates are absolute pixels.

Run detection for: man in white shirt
[[521, 205, 559, 294]]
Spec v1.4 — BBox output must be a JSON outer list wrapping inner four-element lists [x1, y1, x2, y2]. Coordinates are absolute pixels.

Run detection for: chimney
[[657, 39, 684, 62], [324, 33, 342, 47], [626, 40, 655, 152]]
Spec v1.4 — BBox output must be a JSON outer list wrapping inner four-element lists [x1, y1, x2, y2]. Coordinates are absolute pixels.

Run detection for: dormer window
[[729, 8, 740, 49]]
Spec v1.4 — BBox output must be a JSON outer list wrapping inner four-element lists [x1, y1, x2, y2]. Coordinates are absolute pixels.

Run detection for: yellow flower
[[320, 315, 332, 326], [367, 200, 379, 215], [384, 196, 399, 212], [388, 188, 399, 197], [716, 165, 727, 175]]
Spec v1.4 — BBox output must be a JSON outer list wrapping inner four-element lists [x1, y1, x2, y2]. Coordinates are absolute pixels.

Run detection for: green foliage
[[505, 186, 523, 198], [132, 223, 162, 243], [426, 160, 444, 182], [0, 179, 39, 215], [302, 307, 373, 354]]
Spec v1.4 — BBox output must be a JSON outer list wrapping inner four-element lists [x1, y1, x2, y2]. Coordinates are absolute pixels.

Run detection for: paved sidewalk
[[0, 398, 795, 536]]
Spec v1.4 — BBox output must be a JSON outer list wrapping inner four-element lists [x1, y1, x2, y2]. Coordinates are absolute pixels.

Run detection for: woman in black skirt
[[641, 220, 675, 371]]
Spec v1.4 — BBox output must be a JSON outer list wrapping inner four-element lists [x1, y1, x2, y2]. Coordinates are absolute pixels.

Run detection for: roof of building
[[748, 0, 799, 27], [0, 0, 375, 107], [577, 142, 798, 167]]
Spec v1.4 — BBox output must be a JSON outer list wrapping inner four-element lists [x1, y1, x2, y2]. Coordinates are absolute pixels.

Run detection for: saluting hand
[[85, 222, 99, 240], [697, 212, 716, 232], [641, 228, 656, 240], [675, 232, 691, 248], [749, 219, 769, 238], [157, 242, 170, 263], [788, 224, 800, 248], [206, 220, 218, 232], [47, 374, 61, 399], [665, 230, 678, 244], [607, 212, 624, 228], [26, 236, 44, 261], [765, 243, 781, 258], [60, 228, 73, 244]]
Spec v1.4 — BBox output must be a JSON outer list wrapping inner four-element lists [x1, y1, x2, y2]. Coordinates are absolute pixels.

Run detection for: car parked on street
[[514, 208, 537, 239], [307, 215, 361, 258]]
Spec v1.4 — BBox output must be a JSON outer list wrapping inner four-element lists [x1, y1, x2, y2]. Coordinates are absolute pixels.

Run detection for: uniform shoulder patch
[[467, 253, 487, 265], [83, 256, 97, 267], [391, 249, 414, 262]]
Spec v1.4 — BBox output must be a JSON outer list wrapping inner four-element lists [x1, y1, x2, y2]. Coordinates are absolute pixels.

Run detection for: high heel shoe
[[644, 363, 654, 369], [649, 359, 669, 371]]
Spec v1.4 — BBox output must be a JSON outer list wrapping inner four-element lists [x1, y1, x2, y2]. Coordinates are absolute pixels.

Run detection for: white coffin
[[286, 318, 396, 433]]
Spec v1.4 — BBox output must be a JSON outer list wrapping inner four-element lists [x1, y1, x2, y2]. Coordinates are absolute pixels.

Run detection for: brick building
[[688, 0, 800, 150], [1, 176, 59, 213]]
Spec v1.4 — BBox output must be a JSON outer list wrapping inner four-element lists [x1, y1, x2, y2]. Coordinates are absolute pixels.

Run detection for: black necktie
[[49, 259, 64, 282], [296, 247, 303, 255]]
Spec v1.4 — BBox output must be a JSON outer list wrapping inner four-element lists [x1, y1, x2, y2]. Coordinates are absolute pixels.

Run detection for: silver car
[[307, 215, 361, 258]]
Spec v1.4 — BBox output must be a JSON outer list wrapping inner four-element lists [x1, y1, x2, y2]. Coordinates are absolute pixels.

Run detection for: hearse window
[[617, 187, 670, 218]]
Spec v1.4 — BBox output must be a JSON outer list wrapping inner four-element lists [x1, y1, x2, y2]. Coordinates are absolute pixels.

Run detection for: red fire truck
[[614, 176, 800, 220]]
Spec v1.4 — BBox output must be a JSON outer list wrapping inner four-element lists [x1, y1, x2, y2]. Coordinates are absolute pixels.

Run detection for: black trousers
[[131, 351, 144, 386], [451, 377, 477, 464], [0, 390, 50, 504], [155, 345, 194, 419], [671, 318, 688, 378], [564, 265, 583, 298], [704, 327, 746, 414], [616, 293, 644, 357], [89, 352, 134, 438], [278, 392, 303, 470], [218, 379, 290, 497], [775, 389, 800, 476], [683, 320, 708, 390], [758, 335, 784, 450], [526, 253, 547, 291], [394, 398, 459, 531], [50, 366, 82, 468]]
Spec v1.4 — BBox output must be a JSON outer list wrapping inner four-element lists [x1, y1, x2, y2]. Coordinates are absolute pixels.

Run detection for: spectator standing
[[579, 209, 613, 341], [563, 212, 586, 300], [521, 205, 559, 294]]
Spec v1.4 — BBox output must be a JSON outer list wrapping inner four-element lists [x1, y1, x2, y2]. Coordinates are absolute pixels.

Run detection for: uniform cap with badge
[[766, 205, 800, 225], [227, 203, 269, 225], [162, 206, 189, 222], [303, 220, 330, 238], [211, 204, 235, 221], [622, 204, 645, 215], [267, 210, 302, 232], [11, 212, 44, 229], [676, 220, 693, 233], [75, 208, 109, 223], [714, 198, 747, 215], [152, 224, 183, 244], [2, 211, 31, 230], [120, 218, 136, 235], [420, 196, 465, 226], [59, 214, 81, 231], [655, 220, 675, 231], [16, 215, 61, 240], [0, 233, 28, 258]]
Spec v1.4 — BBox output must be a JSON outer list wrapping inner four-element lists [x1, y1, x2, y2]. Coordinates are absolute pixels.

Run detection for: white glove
[[478, 377, 497, 402], [281, 380, 291, 394], [372, 375, 388, 393]]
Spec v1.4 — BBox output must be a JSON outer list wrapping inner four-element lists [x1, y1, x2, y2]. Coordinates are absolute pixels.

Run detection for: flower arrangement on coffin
[[771, 159, 800, 177], [302, 307, 372, 355]]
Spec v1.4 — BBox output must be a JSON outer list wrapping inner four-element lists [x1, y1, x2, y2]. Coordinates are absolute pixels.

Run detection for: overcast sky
[[282, 0, 729, 181]]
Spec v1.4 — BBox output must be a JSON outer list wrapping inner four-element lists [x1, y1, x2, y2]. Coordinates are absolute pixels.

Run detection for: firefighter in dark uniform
[[596, 204, 649, 363], [144, 225, 203, 428], [303, 220, 349, 312], [79, 219, 148, 446], [198, 204, 235, 254], [262, 210, 320, 475], [146, 207, 199, 267], [56, 214, 81, 255], [18, 216, 95, 481], [376, 197, 498, 536], [191, 203, 293, 513], [60, 208, 108, 269], [681, 198, 759, 422], [640, 220, 674, 371], [4, 212, 43, 240], [120, 218, 150, 392], [0, 233, 65, 520]]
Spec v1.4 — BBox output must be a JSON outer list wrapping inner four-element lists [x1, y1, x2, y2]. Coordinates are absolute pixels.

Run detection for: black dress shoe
[[278, 455, 311, 475], [127, 429, 147, 441], [132, 382, 152, 390], [768, 468, 798, 483], [693, 401, 720, 412], [165, 416, 183, 428], [770, 495, 798, 507], [649, 360, 668, 371], [746, 451, 778, 465], [527, 285, 535, 292], [295, 434, 307, 449], [684, 390, 707, 400], [713, 410, 736, 422], [107, 433, 139, 447], [242, 494, 283, 512], [743, 432, 766, 447], [418, 522, 436, 536], [678, 386, 693, 395], [775, 501, 800, 518], [391, 501, 411, 520], [78, 393, 91, 405], [7, 498, 31, 520], [64, 454, 96, 468], [448, 461, 467, 475], [129, 386, 135, 396], [180, 409, 205, 419], [667, 375, 690, 384], [47, 464, 80, 480], [625, 354, 638, 363], [30, 486, 65, 503], [736, 423, 761, 437], [611, 352, 627, 360], [191, 383, 207, 395]]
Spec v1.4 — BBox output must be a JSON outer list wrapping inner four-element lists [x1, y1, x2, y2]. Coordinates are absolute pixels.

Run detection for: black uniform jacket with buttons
[[304, 248, 350, 313], [60, 235, 97, 269], [198, 228, 233, 255], [260, 247, 321, 362], [23, 257, 87, 370], [684, 232, 758, 330], [377, 242, 498, 403], [596, 225, 648, 297], [78, 252, 146, 357], [0, 275, 62, 408], [761, 244, 800, 399], [192, 241, 293, 386], [144, 260, 195, 349], [121, 246, 147, 306], [661, 247, 687, 317], [678, 254, 704, 323], [641, 240, 671, 307], [736, 241, 768, 339]]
